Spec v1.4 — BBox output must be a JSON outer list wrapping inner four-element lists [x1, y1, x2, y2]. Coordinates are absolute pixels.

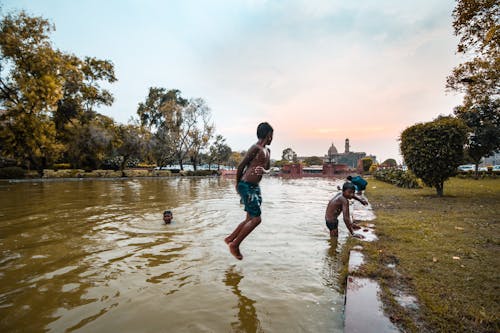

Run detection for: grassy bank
[[343, 178, 499, 332]]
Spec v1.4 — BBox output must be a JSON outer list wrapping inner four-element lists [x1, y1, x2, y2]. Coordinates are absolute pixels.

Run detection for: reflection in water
[[0, 177, 347, 332], [224, 266, 263, 333], [323, 237, 340, 291]]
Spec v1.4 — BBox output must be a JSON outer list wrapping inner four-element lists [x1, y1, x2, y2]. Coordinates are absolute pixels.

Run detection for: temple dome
[[328, 143, 338, 155]]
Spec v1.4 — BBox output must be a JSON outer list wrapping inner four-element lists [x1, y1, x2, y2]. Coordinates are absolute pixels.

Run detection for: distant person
[[163, 210, 173, 224], [325, 182, 367, 239], [347, 175, 368, 195], [224, 122, 273, 260]]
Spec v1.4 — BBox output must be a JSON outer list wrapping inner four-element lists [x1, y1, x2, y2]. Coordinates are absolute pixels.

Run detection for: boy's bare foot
[[224, 237, 231, 245], [229, 242, 243, 260]]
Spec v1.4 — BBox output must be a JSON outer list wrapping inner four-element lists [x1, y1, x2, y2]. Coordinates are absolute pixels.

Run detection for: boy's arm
[[353, 195, 368, 206], [342, 199, 364, 238]]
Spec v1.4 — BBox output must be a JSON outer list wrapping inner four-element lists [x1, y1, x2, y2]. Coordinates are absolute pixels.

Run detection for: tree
[[382, 158, 398, 168], [228, 151, 243, 169], [455, 100, 500, 175], [446, 0, 499, 105], [282, 147, 297, 163], [400, 116, 468, 196], [64, 114, 117, 170], [137, 88, 213, 170], [445, 1, 500, 177], [361, 158, 373, 172], [115, 124, 148, 176], [0, 10, 116, 172], [209, 135, 232, 170], [303, 156, 324, 166]]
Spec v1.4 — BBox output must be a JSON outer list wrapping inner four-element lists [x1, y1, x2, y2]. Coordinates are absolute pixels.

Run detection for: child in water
[[163, 210, 173, 224], [224, 122, 273, 260], [325, 182, 367, 239]]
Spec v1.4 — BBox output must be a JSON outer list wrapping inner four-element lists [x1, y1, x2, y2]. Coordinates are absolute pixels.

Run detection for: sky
[[2, 0, 465, 163]]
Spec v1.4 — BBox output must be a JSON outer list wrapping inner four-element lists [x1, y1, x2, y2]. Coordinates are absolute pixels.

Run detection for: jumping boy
[[325, 182, 367, 239], [224, 122, 273, 260]]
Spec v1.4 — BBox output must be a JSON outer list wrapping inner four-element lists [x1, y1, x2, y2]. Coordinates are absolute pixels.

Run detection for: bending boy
[[224, 122, 273, 260], [325, 182, 367, 239]]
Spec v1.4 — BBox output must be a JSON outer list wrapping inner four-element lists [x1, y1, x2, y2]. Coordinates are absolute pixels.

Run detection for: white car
[[457, 164, 474, 172], [493, 165, 500, 172]]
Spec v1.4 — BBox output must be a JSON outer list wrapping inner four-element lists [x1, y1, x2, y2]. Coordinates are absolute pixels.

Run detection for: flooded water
[[0, 177, 368, 332]]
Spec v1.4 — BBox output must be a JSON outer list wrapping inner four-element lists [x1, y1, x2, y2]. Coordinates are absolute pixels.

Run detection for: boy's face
[[342, 189, 355, 199], [265, 132, 273, 145], [163, 213, 173, 224]]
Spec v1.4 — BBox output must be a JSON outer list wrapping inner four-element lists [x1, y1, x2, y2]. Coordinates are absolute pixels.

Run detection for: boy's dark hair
[[347, 175, 353, 181], [163, 210, 172, 215], [257, 122, 273, 139], [342, 182, 356, 192]]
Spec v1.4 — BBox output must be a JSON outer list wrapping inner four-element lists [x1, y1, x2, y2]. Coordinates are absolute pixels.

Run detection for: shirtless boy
[[224, 122, 273, 260], [325, 182, 367, 239]]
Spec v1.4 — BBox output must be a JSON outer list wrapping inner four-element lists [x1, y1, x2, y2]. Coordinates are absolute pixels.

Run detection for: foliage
[[209, 135, 232, 170], [0, 10, 116, 171], [373, 168, 422, 189], [381, 158, 397, 167], [368, 163, 378, 174], [0, 166, 25, 179], [454, 100, 500, 172], [138, 88, 214, 170], [400, 116, 468, 196], [361, 157, 373, 172], [282, 147, 297, 162], [446, 0, 499, 105], [303, 156, 323, 166]]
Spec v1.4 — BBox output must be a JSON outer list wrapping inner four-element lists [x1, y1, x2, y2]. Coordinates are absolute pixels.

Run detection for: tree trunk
[[435, 182, 444, 197], [120, 156, 128, 177]]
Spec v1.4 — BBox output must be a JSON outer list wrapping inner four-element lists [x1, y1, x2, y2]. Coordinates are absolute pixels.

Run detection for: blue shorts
[[238, 181, 262, 217], [326, 218, 339, 230]]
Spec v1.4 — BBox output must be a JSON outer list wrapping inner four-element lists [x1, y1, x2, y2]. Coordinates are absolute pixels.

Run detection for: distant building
[[324, 139, 375, 168], [482, 152, 500, 166]]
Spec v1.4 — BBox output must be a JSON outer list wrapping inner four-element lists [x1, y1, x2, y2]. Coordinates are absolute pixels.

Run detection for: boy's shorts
[[326, 218, 339, 230], [238, 181, 262, 218]]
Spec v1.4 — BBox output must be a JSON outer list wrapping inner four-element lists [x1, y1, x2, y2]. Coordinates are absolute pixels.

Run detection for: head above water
[[163, 210, 173, 224], [342, 182, 356, 198], [257, 122, 273, 143]]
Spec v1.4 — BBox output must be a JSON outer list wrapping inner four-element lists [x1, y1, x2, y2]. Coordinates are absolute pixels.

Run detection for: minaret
[[345, 138, 350, 153]]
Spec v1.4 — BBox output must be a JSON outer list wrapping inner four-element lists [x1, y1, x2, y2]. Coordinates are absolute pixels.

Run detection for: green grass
[[343, 177, 500, 333]]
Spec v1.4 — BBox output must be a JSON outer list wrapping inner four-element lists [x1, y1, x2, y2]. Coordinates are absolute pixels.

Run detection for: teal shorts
[[238, 181, 262, 217]]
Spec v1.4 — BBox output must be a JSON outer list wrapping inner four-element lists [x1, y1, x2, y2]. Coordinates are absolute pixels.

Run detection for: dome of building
[[328, 143, 338, 155]]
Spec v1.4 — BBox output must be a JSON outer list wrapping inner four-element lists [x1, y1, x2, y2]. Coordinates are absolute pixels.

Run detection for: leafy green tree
[[115, 124, 148, 176], [382, 158, 397, 168], [282, 147, 297, 163], [0, 10, 116, 172], [400, 116, 468, 196], [361, 158, 373, 172], [209, 135, 232, 170], [64, 114, 117, 170], [137, 88, 213, 170], [303, 156, 324, 166], [455, 100, 500, 174], [446, 0, 499, 105]]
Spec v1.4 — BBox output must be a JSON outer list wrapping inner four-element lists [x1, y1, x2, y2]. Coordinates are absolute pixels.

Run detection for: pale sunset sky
[[2, 0, 465, 163]]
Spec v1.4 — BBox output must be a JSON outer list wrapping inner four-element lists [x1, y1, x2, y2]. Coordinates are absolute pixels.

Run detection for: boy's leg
[[225, 213, 251, 244], [229, 216, 261, 260]]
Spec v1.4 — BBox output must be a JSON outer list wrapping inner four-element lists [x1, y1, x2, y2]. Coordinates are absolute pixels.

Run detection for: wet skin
[[225, 133, 272, 260], [325, 189, 365, 239], [163, 213, 173, 224]]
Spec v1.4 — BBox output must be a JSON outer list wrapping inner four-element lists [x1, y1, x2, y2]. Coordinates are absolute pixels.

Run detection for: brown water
[[0, 177, 362, 332]]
